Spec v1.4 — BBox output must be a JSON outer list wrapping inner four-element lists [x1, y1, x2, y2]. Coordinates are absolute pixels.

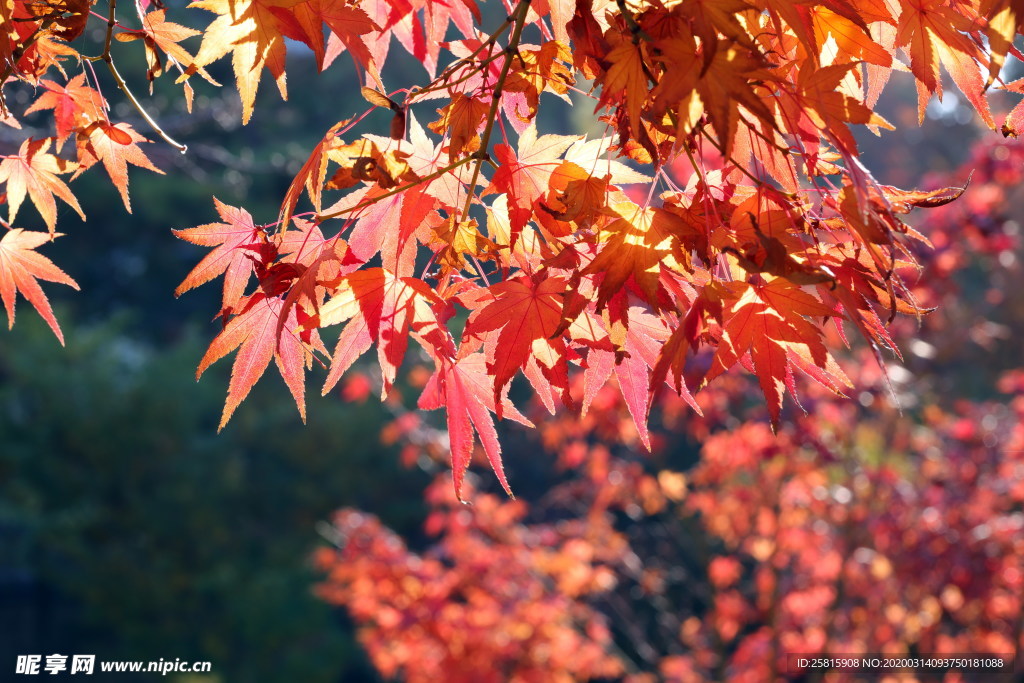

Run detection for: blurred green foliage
[[0, 313, 430, 681]]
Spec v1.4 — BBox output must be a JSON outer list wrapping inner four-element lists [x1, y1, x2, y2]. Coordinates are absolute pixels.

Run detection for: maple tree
[[3, 0, 1024, 500]]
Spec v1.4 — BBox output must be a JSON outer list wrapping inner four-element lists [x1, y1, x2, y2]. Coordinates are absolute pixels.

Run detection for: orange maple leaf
[[271, 0, 378, 72], [418, 353, 533, 500], [0, 228, 79, 344], [74, 122, 163, 212], [486, 124, 578, 241], [0, 138, 83, 233], [428, 93, 490, 161], [696, 41, 778, 156], [598, 32, 649, 130], [197, 292, 314, 429], [895, 0, 995, 127], [24, 74, 106, 147], [116, 9, 215, 84], [780, 62, 894, 155], [318, 267, 444, 398], [706, 278, 850, 427], [188, 0, 304, 123], [582, 201, 690, 310]]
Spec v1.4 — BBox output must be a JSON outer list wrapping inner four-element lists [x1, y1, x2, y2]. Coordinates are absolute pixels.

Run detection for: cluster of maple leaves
[[3, 0, 1024, 495], [312, 136, 1024, 679]]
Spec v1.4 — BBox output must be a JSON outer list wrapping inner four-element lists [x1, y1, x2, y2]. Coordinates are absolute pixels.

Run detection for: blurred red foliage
[[314, 138, 1024, 681]]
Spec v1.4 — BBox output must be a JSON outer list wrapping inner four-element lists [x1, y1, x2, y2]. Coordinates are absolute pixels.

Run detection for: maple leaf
[[486, 124, 578, 242], [981, 0, 1024, 86], [0, 228, 78, 344], [341, 184, 440, 278], [173, 198, 265, 310], [598, 32, 648, 130], [895, 0, 995, 127], [115, 9, 215, 84], [780, 62, 894, 155], [418, 353, 533, 500], [325, 139, 417, 190], [696, 41, 778, 156], [584, 302, 702, 450], [430, 216, 497, 272], [541, 161, 609, 223], [74, 122, 163, 212], [0, 138, 83, 232], [705, 278, 850, 427], [273, 217, 347, 342], [674, 0, 756, 70], [651, 294, 713, 407], [879, 176, 972, 213], [44, 0, 90, 42], [271, 0, 377, 72], [363, 0, 478, 78], [581, 202, 690, 310], [6, 0, 1014, 504], [318, 267, 444, 398], [1002, 78, 1024, 137], [501, 40, 575, 122], [399, 112, 474, 211], [278, 119, 349, 230], [197, 292, 313, 429], [462, 273, 565, 413], [188, 0, 304, 123], [428, 93, 490, 161], [24, 74, 106, 147], [809, 5, 893, 67]]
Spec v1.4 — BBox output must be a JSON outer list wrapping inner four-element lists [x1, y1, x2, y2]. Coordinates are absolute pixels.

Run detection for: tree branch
[[100, 0, 187, 153], [457, 0, 532, 223]]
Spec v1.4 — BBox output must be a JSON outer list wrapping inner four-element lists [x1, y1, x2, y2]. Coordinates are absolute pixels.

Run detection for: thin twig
[[100, 0, 187, 152], [457, 0, 532, 223], [315, 157, 474, 222], [406, 13, 517, 105]]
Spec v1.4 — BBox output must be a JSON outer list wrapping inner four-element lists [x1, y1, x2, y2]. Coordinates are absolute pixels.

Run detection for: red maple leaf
[[462, 273, 565, 414], [418, 353, 532, 500]]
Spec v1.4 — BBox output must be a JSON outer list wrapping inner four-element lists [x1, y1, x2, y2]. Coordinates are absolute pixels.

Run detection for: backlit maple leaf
[[173, 198, 265, 309], [706, 278, 850, 427], [462, 273, 565, 413], [418, 353, 533, 499], [486, 124, 578, 242], [318, 267, 444, 398], [895, 0, 994, 127], [0, 228, 78, 344], [197, 292, 313, 429], [74, 122, 163, 212], [116, 9, 215, 83], [271, 0, 377, 72], [0, 138, 83, 232], [188, 0, 303, 123], [582, 201, 690, 310], [24, 74, 105, 147]]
